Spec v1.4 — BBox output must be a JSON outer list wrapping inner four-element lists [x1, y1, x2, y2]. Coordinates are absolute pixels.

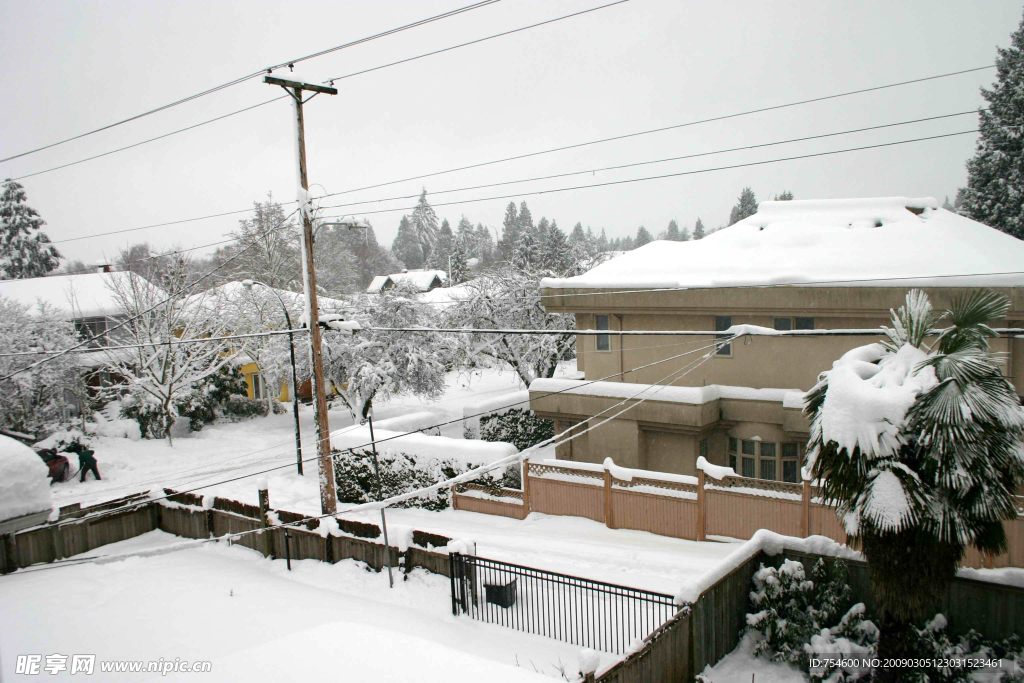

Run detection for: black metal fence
[[449, 553, 677, 655]]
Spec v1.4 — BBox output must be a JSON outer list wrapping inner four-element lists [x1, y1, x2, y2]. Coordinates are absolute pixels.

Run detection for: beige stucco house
[[529, 197, 1024, 482]]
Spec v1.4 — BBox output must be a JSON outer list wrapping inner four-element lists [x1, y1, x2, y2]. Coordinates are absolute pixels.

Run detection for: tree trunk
[[860, 529, 962, 681]]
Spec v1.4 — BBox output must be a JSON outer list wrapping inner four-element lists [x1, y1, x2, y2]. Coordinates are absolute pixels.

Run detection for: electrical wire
[[0, 0, 503, 164]]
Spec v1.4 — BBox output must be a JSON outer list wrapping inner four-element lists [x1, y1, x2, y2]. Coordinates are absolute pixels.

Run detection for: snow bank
[[373, 411, 443, 434], [332, 427, 517, 464], [0, 435, 53, 523], [674, 529, 863, 605], [529, 379, 799, 406], [955, 566, 1024, 590], [542, 201, 1024, 291]]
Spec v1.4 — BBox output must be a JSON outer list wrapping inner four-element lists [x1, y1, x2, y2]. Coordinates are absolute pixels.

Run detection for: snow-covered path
[[1, 530, 597, 682]]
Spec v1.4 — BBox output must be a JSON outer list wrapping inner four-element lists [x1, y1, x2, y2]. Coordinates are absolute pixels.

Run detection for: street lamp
[[241, 279, 304, 476]]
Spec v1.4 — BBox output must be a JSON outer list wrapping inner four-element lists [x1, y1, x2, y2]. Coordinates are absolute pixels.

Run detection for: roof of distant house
[[540, 198, 1024, 290], [366, 275, 392, 293], [195, 281, 348, 312], [0, 271, 155, 318], [370, 270, 446, 293]]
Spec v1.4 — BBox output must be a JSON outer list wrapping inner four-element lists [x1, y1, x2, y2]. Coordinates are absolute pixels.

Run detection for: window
[[796, 317, 815, 330], [729, 437, 738, 452], [715, 316, 732, 356], [742, 457, 755, 478], [759, 442, 777, 480], [728, 437, 737, 470], [699, 438, 708, 459], [252, 374, 265, 400], [741, 440, 756, 456], [773, 317, 792, 331], [781, 442, 800, 483], [595, 314, 610, 352], [75, 317, 109, 347]]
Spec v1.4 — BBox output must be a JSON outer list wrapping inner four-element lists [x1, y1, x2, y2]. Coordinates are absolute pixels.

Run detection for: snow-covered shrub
[[480, 408, 554, 452], [805, 603, 879, 682], [333, 449, 512, 511], [746, 557, 854, 666], [222, 396, 270, 420], [34, 429, 91, 453], [120, 394, 168, 439], [895, 615, 1024, 683]]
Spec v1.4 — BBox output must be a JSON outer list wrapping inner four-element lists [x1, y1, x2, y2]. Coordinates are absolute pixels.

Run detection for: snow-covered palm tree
[[804, 289, 1024, 674]]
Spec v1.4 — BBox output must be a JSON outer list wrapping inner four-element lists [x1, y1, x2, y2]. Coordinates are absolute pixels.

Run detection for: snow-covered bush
[[805, 603, 879, 682], [333, 449, 514, 511], [34, 429, 91, 453], [480, 408, 554, 452], [746, 557, 855, 666], [222, 396, 270, 420]]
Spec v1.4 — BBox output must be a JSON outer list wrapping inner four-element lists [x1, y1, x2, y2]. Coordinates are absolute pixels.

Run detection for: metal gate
[[449, 553, 677, 655]]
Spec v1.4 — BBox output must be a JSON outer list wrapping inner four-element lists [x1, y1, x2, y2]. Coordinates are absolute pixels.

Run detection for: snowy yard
[[1, 530, 599, 682]]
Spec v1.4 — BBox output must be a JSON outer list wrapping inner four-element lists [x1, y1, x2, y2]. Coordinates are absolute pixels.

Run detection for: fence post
[[1, 533, 17, 574], [258, 483, 274, 559], [522, 460, 531, 515], [696, 469, 706, 542], [801, 479, 811, 538], [604, 466, 614, 529]]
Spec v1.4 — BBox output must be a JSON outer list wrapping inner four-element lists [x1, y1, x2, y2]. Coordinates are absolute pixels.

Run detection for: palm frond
[[938, 289, 1008, 354]]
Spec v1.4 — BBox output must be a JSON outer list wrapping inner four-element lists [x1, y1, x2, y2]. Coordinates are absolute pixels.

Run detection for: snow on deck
[[540, 199, 1024, 290]]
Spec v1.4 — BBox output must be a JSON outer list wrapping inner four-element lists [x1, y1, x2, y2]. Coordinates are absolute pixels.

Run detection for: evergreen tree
[[773, 190, 794, 201], [596, 228, 609, 252], [962, 12, 1024, 238], [535, 217, 551, 253], [954, 187, 967, 212], [635, 225, 653, 247], [512, 231, 538, 272], [409, 189, 440, 262], [475, 223, 494, 265], [499, 202, 520, 261], [943, 195, 955, 211], [621, 235, 635, 251], [679, 223, 692, 241], [392, 215, 423, 269], [449, 242, 469, 284], [455, 215, 475, 255], [730, 186, 758, 225], [428, 218, 455, 271], [665, 219, 681, 241], [0, 180, 61, 279], [517, 201, 534, 234], [806, 290, 1024, 676], [693, 217, 706, 240], [568, 222, 588, 248], [540, 220, 570, 275]]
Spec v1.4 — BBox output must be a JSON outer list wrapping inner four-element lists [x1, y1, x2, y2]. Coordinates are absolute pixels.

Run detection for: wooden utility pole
[[265, 71, 338, 514]]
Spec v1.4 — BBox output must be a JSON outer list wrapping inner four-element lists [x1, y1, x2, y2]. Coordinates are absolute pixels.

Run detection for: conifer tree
[[428, 218, 455, 271], [961, 12, 1024, 238], [679, 223, 692, 241], [517, 201, 534, 234], [391, 215, 423, 269], [635, 225, 653, 247], [665, 219, 681, 241], [693, 217, 706, 240], [449, 242, 469, 284], [0, 180, 61, 279], [475, 223, 494, 265], [455, 215, 475, 254], [596, 228, 608, 252], [499, 202, 520, 261], [773, 190, 794, 201], [540, 220, 570, 275], [730, 186, 758, 225], [409, 189, 440, 263], [512, 231, 538, 271], [569, 222, 588, 248]]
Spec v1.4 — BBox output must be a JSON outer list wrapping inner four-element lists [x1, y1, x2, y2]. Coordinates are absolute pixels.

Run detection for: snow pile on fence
[[541, 199, 1024, 290], [529, 379, 798, 406], [332, 427, 516, 464], [0, 435, 53, 523], [674, 529, 864, 605]]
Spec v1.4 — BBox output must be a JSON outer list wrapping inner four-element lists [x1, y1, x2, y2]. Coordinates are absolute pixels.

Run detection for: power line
[[0, 328, 310, 359], [315, 129, 981, 217], [315, 111, 981, 212], [364, 326, 1024, 337], [325, 0, 631, 84], [44, 66, 992, 247], [0, 0, 502, 164], [315, 65, 995, 202], [9, 1, 628, 184]]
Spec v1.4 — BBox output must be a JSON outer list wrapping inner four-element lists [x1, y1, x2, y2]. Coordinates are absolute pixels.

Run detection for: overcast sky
[[1, 0, 1022, 267]]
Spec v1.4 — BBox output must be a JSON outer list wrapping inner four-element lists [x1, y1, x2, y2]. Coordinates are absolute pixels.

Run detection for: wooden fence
[[453, 460, 1024, 570], [592, 544, 1024, 683], [1, 488, 454, 578]]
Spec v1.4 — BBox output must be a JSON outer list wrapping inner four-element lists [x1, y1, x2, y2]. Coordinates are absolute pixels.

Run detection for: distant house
[[532, 197, 1024, 481], [366, 270, 447, 294]]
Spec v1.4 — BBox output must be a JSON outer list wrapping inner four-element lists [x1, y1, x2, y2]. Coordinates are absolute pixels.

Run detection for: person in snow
[[65, 442, 101, 482]]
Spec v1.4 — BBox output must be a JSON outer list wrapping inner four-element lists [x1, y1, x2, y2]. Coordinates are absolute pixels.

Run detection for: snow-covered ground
[[1, 530, 591, 682], [698, 635, 806, 682]]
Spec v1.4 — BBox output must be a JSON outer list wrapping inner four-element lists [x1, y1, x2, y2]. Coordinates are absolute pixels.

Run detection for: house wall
[[540, 285, 1023, 479]]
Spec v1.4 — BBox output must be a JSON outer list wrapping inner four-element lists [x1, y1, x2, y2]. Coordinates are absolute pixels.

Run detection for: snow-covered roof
[[541, 198, 1024, 290], [195, 281, 348, 313], [0, 435, 52, 525], [388, 270, 446, 292], [331, 427, 517, 463], [418, 283, 472, 308], [0, 271, 149, 319], [366, 275, 392, 293]]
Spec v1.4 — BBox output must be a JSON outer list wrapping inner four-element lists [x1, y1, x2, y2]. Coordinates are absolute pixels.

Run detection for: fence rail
[[449, 553, 677, 655], [452, 460, 1024, 570]]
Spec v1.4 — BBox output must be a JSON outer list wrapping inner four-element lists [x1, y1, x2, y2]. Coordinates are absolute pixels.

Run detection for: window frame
[[594, 314, 611, 352], [252, 373, 265, 400], [773, 317, 793, 331], [795, 317, 815, 330]]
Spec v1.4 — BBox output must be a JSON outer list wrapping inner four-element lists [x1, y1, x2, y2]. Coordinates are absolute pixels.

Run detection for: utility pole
[[265, 70, 338, 514]]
